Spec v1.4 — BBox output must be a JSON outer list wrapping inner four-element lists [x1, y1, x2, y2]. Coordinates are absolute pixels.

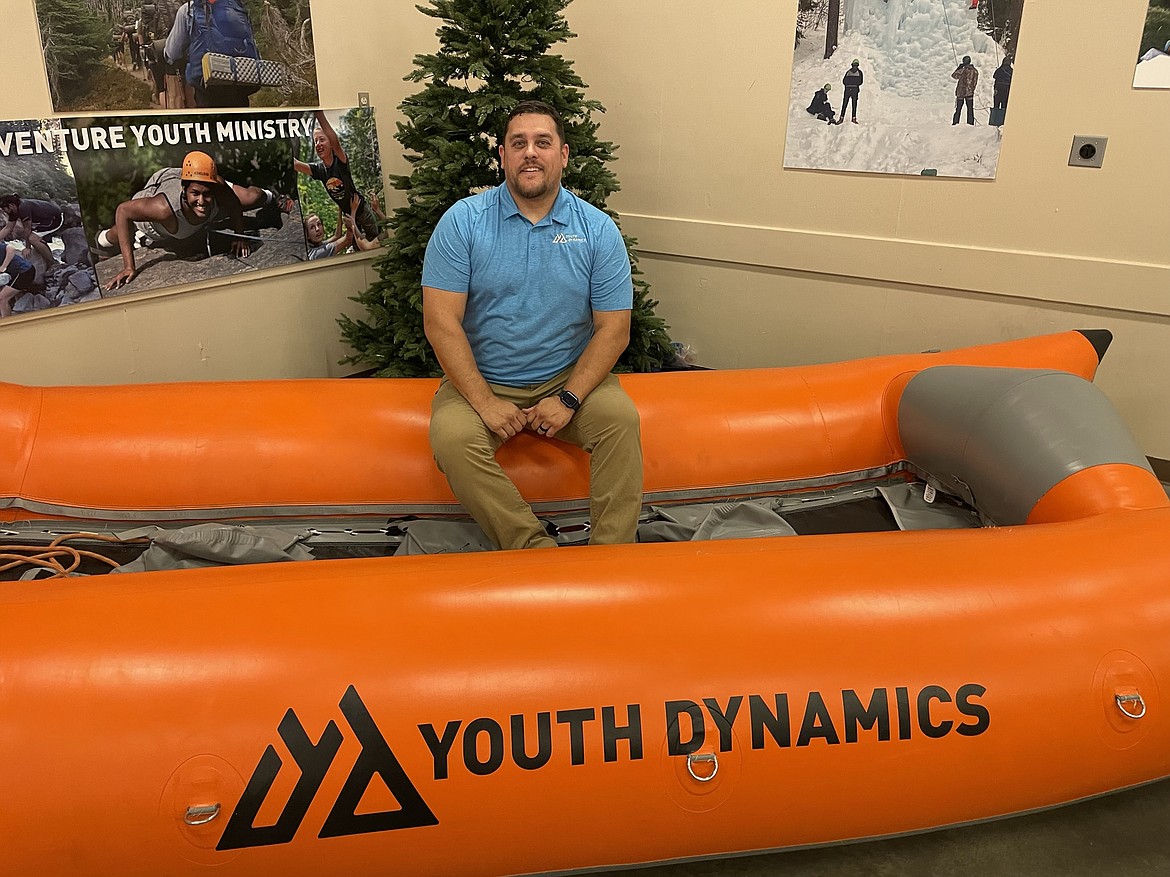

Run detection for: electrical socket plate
[[1069, 135, 1107, 168], [358, 92, 370, 108]]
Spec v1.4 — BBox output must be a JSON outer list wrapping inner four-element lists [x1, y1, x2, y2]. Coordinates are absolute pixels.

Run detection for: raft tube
[[2, 329, 1169, 877]]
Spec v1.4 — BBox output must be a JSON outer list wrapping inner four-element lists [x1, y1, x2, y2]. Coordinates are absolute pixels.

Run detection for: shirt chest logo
[[551, 232, 586, 245]]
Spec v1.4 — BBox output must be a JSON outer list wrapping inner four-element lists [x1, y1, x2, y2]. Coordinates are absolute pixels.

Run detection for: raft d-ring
[[183, 803, 221, 825], [686, 752, 719, 783], [1115, 693, 1147, 720]]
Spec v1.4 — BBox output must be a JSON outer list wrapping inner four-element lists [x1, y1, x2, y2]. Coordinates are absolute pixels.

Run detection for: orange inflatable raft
[[2, 329, 1169, 877]]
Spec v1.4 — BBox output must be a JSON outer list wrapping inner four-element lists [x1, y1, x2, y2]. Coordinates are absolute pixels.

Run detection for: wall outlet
[[1069, 135, 1107, 168], [358, 92, 371, 108]]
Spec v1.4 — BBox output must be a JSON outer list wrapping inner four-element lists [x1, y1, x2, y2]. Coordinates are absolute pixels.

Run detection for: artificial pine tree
[[337, 0, 675, 377]]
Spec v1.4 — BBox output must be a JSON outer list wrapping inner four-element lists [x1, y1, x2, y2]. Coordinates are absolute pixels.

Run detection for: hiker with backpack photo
[[164, 0, 264, 108], [34, 0, 314, 112]]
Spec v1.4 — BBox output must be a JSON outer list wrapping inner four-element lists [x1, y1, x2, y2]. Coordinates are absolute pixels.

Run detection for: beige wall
[[2, 2, 1169, 452]]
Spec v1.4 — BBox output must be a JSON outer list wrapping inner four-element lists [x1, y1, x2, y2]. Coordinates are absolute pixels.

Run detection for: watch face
[[559, 390, 580, 410]]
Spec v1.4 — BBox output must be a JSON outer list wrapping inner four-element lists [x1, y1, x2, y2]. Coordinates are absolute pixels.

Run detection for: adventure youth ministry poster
[[0, 108, 384, 319], [783, 0, 1028, 179], [1134, 0, 1170, 88], [32, 0, 320, 113]]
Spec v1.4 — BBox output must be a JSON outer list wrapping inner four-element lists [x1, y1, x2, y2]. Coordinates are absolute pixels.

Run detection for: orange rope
[[0, 533, 150, 579]]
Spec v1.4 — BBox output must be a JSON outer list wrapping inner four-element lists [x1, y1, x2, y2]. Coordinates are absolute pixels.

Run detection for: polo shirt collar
[[498, 183, 569, 227]]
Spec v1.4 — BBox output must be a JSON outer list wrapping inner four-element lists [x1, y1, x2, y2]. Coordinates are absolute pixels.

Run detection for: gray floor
[[614, 777, 1170, 876]]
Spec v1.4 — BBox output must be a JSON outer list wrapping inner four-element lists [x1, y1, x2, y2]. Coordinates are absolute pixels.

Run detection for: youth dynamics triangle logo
[[551, 232, 586, 244], [217, 685, 438, 850]]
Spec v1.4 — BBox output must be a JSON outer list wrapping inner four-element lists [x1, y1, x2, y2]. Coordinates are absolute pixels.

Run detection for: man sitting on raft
[[422, 100, 643, 550]]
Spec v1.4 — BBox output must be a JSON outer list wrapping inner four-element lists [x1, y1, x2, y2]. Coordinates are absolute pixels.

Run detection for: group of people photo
[[295, 110, 386, 262], [784, 0, 1026, 178], [0, 194, 94, 318], [805, 54, 1012, 127], [35, 0, 319, 113], [0, 120, 100, 320]]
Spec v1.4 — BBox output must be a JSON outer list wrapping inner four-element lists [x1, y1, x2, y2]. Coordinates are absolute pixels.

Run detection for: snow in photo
[[784, 0, 1026, 179]]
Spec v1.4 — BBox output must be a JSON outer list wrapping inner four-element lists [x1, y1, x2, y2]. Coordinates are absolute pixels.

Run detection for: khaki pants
[[430, 370, 643, 550]]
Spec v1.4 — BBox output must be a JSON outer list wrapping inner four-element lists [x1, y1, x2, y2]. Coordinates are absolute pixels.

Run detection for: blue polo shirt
[[422, 184, 633, 386]]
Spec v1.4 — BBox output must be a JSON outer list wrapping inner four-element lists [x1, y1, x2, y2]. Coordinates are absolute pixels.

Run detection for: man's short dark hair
[[503, 100, 565, 144], [0, 194, 20, 210]]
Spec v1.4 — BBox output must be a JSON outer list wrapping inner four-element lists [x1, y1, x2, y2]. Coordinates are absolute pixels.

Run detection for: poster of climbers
[[784, 0, 1027, 179], [31, 0, 320, 113], [1134, 0, 1170, 88], [0, 107, 385, 319]]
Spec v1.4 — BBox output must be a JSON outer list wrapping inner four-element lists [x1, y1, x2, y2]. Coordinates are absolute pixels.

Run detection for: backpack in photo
[[185, 0, 282, 95]]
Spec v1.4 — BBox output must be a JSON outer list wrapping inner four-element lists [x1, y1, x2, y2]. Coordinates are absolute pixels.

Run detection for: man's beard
[[511, 165, 556, 200]]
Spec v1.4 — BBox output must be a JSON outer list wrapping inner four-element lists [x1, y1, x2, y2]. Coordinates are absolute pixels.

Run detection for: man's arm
[[344, 214, 380, 251], [163, 5, 189, 65], [367, 191, 387, 221], [423, 285, 527, 440], [566, 310, 630, 401], [105, 194, 176, 290], [327, 219, 352, 248], [524, 309, 631, 439], [347, 193, 382, 248]]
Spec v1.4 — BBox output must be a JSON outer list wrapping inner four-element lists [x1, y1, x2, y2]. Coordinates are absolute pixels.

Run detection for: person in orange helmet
[[94, 150, 289, 290]]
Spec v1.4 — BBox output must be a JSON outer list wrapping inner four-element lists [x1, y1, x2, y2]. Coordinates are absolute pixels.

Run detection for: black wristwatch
[[557, 389, 581, 411]]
